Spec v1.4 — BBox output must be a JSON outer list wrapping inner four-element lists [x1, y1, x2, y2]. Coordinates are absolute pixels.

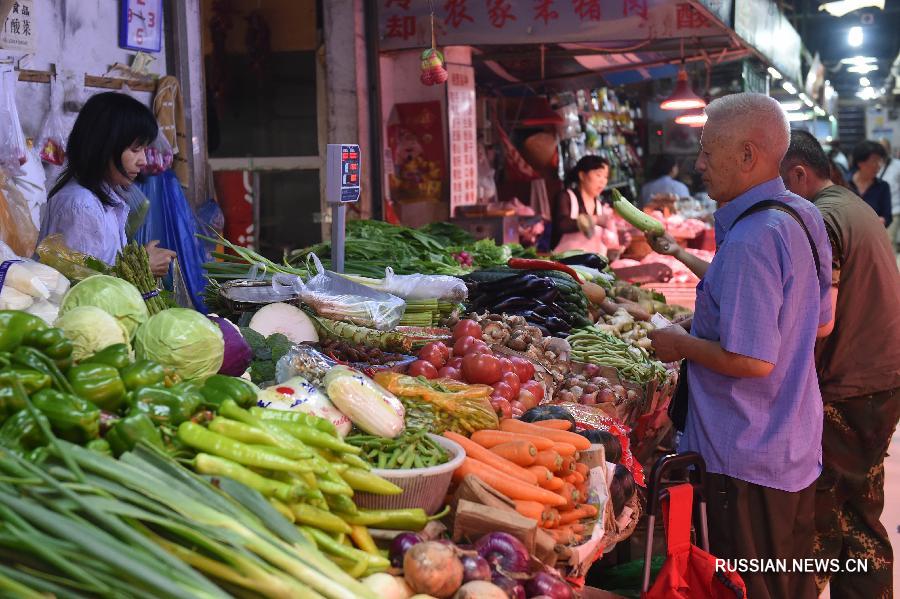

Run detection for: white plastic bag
[[343, 267, 468, 302], [257, 376, 352, 437], [272, 254, 406, 331], [0, 66, 26, 174], [38, 80, 67, 166]]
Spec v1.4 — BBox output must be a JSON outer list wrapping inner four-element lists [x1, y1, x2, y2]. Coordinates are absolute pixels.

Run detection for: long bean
[[567, 326, 667, 385]]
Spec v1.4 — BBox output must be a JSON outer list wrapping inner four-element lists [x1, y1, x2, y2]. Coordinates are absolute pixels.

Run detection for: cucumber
[[611, 189, 665, 235]]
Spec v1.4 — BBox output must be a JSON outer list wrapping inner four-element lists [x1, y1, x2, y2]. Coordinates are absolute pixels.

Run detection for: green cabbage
[[60, 275, 148, 339], [55, 306, 130, 361], [135, 308, 224, 381]]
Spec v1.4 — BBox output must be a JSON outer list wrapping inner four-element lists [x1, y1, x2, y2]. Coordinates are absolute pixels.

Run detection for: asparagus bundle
[[114, 242, 168, 314]]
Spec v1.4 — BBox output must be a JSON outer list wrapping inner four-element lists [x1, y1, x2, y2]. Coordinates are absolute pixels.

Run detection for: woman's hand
[[146, 240, 176, 277]]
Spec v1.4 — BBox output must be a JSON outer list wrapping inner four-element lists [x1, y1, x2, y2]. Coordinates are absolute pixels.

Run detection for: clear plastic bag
[[38, 81, 67, 166], [0, 173, 38, 256], [275, 344, 337, 387], [344, 266, 468, 302], [272, 254, 406, 331], [0, 67, 27, 175], [142, 129, 174, 175], [34, 234, 110, 283], [0, 257, 69, 311]]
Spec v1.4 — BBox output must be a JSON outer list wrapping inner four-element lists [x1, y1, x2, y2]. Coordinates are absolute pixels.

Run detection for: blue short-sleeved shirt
[[38, 180, 129, 266], [678, 178, 833, 492], [640, 175, 691, 206]]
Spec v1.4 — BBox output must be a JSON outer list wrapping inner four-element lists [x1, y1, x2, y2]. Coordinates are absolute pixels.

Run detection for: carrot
[[551, 442, 577, 457], [471, 429, 555, 451], [500, 419, 591, 450], [568, 522, 586, 535], [563, 473, 579, 486], [576, 482, 588, 500], [542, 508, 560, 529], [548, 527, 579, 545], [575, 462, 589, 477], [534, 450, 563, 473], [569, 471, 585, 485], [513, 500, 546, 522], [532, 419, 574, 431], [489, 441, 538, 466], [543, 476, 565, 491], [452, 457, 566, 506], [528, 465, 553, 484], [559, 482, 578, 510], [444, 431, 537, 485], [561, 456, 576, 473], [558, 504, 598, 525]]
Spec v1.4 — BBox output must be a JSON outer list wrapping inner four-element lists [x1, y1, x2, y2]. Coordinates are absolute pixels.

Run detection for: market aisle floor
[[821, 425, 900, 598]]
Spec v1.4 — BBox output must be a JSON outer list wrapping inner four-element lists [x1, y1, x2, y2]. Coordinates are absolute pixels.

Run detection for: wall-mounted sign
[[119, 0, 163, 53], [379, 0, 727, 51], [734, 0, 801, 85], [446, 63, 477, 214], [0, 0, 36, 53]]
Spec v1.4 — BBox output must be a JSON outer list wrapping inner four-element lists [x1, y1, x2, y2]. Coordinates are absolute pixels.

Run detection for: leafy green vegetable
[[240, 328, 294, 385]]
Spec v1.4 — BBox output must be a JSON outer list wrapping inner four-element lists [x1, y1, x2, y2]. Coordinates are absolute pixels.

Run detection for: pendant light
[[661, 40, 706, 111], [675, 109, 707, 127]]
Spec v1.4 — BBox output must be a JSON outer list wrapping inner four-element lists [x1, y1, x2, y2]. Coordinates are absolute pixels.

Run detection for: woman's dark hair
[[564, 154, 609, 190], [49, 92, 158, 205], [851, 140, 887, 169], [649, 155, 677, 180]]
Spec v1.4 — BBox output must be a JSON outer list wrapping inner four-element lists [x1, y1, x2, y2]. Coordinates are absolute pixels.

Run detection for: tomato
[[453, 336, 479, 357], [461, 352, 503, 385], [447, 356, 463, 370], [407, 360, 439, 379], [466, 340, 489, 355], [521, 380, 544, 403], [453, 319, 483, 341], [418, 342, 448, 369], [500, 371, 521, 396], [438, 366, 462, 381], [490, 396, 512, 419], [517, 388, 539, 410], [499, 358, 514, 375], [491, 381, 516, 401], [510, 357, 536, 382]]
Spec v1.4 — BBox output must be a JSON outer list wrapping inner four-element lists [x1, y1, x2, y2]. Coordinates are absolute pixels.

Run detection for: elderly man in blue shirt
[[647, 93, 834, 599]]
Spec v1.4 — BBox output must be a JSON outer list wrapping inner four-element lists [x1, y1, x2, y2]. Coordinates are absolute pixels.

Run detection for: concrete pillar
[[321, 0, 372, 235]]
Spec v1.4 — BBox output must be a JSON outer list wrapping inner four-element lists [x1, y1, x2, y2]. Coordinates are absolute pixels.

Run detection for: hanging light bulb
[[675, 109, 707, 127], [661, 65, 706, 110]]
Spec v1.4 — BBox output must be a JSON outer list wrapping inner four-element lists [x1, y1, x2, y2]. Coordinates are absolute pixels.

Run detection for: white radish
[[248, 302, 319, 344]]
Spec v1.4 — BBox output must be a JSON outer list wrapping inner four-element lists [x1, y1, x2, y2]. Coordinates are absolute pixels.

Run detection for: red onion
[[209, 316, 252, 376], [388, 532, 422, 567], [524, 571, 573, 599], [475, 533, 530, 573], [460, 553, 492, 583], [491, 569, 525, 599]]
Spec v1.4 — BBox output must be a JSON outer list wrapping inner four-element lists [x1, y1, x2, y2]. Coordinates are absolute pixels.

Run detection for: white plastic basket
[[352, 434, 465, 516]]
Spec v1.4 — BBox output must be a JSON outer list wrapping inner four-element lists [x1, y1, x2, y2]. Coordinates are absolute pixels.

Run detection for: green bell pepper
[[106, 412, 164, 457], [11, 346, 75, 394], [66, 363, 126, 412], [129, 383, 201, 426], [31, 389, 101, 443], [0, 311, 46, 353], [86, 438, 112, 456], [21, 327, 73, 371], [0, 409, 50, 454], [82, 343, 131, 370], [0, 367, 51, 394], [119, 359, 166, 391], [200, 374, 257, 409]]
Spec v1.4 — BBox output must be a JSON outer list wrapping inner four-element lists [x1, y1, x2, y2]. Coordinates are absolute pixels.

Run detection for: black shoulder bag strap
[[668, 199, 821, 432]]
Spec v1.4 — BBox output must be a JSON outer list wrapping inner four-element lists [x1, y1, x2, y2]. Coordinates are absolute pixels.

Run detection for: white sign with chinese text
[[446, 63, 477, 214], [0, 0, 35, 52]]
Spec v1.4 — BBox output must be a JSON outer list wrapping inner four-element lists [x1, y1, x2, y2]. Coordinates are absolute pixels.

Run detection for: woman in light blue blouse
[[38, 92, 175, 276]]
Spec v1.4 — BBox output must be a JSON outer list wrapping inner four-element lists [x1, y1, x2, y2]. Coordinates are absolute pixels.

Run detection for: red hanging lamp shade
[[520, 97, 564, 126], [661, 67, 706, 111]]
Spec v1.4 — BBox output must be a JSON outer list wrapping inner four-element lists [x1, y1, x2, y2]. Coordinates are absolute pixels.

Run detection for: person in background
[[780, 130, 900, 599], [639, 155, 690, 206], [39, 92, 176, 276], [878, 139, 900, 250], [848, 141, 892, 227], [646, 92, 833, 599], [828, 140, 850, 180], [552, 155, 620, 255]]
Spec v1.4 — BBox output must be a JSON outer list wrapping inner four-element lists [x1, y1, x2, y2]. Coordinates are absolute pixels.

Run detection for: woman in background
[[849, 140, 892, 227], [39, 92, 175, 275], [552, 155, 620, 255]]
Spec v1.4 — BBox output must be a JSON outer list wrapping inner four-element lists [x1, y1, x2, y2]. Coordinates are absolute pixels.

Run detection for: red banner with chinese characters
[[213, 170, 256, 249], [387, 101, 445, 203], [379, 0, 727, 50]]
